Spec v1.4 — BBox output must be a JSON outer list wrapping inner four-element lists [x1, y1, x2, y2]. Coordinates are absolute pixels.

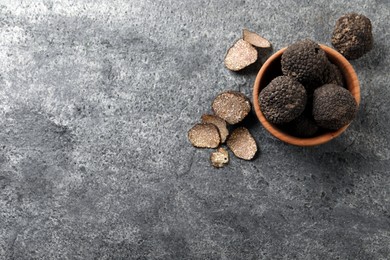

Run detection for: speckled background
[[0, 0, 389, 259]]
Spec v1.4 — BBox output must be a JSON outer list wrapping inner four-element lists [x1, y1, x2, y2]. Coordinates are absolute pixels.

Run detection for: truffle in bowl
[[252, 41, 360, 146]]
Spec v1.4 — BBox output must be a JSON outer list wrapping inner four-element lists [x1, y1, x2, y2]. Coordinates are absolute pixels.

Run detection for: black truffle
[[313, 84, 357, 130], [286, 114, 319, 137], [259, 76, 307, 124], [281, 39, 329, 87], [324, 63, 344, 87], [332, 13, 373, 60]]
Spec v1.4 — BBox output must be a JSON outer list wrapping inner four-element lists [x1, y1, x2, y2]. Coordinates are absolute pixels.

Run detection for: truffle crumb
[[188, 123, 220, 148], [212, 91, 251, 125], [313, 84, 357, 130], [332, 13, 373, 60], [201, 114, 229, 143], [281, 39, 329, 86], [224, 39, 258, 71], [227, 127, 257, 160], [242, 29, 271, 48], [210, 147, 229, 168], [259, 76, 307, 124]]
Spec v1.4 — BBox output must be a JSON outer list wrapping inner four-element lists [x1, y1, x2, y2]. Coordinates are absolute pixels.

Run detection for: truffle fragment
[[210, 147, 229, 168], [188, 123, 221, 148], [224, 39, 258, 71], [201, 114, 229, 143], [281, 39, 329, 86], [212, 91, 251, 125], [259, 76, 307, 124], [313, 84, 357, 130], [227, 127, 257, 160], [332, 13, 373, 60], [242, 29, 271, 48], [287, 114, 319, 137]]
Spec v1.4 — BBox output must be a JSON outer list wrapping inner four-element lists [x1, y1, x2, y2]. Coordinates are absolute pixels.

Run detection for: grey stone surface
[[0, 0, 389, 259]]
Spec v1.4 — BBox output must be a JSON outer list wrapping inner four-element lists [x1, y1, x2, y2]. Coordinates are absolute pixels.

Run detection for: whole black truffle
[[324, 63, 344, 87], [286, 114, 319, 137], [313, 84, 357, 130], [332, 13, 373, 60], [259, 76, 307, 124], [281, 39, 329, 86]]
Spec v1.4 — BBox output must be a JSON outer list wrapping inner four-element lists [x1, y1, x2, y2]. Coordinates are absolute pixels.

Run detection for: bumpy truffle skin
[[259, 76, 307, 124], [332, 13, 373, 60], [281, 39, 329, 86], [287, 114, 319, 137], [313, 84, 357, 130], [324, 63, 344, 87]]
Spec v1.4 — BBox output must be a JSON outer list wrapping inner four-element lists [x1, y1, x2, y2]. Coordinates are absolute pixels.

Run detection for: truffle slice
[[210, 147, 229, 168], [242, 29, 271, 48], [324, 63, 344, 87], [224, 39, 258, 71], [259, 76, 307, 124], [188, 123, 221, 148], [227, 127, 257, 160], [212, 91, 251, 125], [313, 84, 357, 130], [332, 13, 373, 60], [281, 39, 329, 86], [287, 114, 319, 137], [201, 114, 229, 143]]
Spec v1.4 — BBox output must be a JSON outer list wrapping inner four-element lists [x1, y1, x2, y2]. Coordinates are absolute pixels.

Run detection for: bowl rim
[[252, 44, 360, 147]]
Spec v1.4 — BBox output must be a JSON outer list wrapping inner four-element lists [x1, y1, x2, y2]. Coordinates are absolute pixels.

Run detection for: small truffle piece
[[324, 63, 344, 87], [201, 114, 229, 143], [226, 127, 257, 160], [287, 114, 319, 137], [188, 123, 221, 148], [281, 39, 329, 86], [313, 84, 357, 130], [224, 39, 258, 71], [212, 91, 251, 125], [259, 76, 307, 124], [242, 29, 271, 48], [332, 13, 373, 60], [210, 147, 229, 168]]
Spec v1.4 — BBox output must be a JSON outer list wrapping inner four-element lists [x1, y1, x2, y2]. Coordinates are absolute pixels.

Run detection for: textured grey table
[[0, 0, 389, 259]]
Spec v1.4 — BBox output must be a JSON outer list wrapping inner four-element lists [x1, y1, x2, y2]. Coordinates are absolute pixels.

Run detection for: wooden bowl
[[252, 44, 360, 146]]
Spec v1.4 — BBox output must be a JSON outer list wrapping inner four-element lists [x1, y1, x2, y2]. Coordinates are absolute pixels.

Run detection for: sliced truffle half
[[227, 127, 257, 160], [212, 91, 251, 125], [224, 39, 258, 71], [242, 29, 271, 48], [188, 123, 220, 148], [201, 114, 229, 143]]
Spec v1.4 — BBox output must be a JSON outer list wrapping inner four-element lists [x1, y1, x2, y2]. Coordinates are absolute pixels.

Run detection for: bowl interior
[[253, 45, 360, 146]]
